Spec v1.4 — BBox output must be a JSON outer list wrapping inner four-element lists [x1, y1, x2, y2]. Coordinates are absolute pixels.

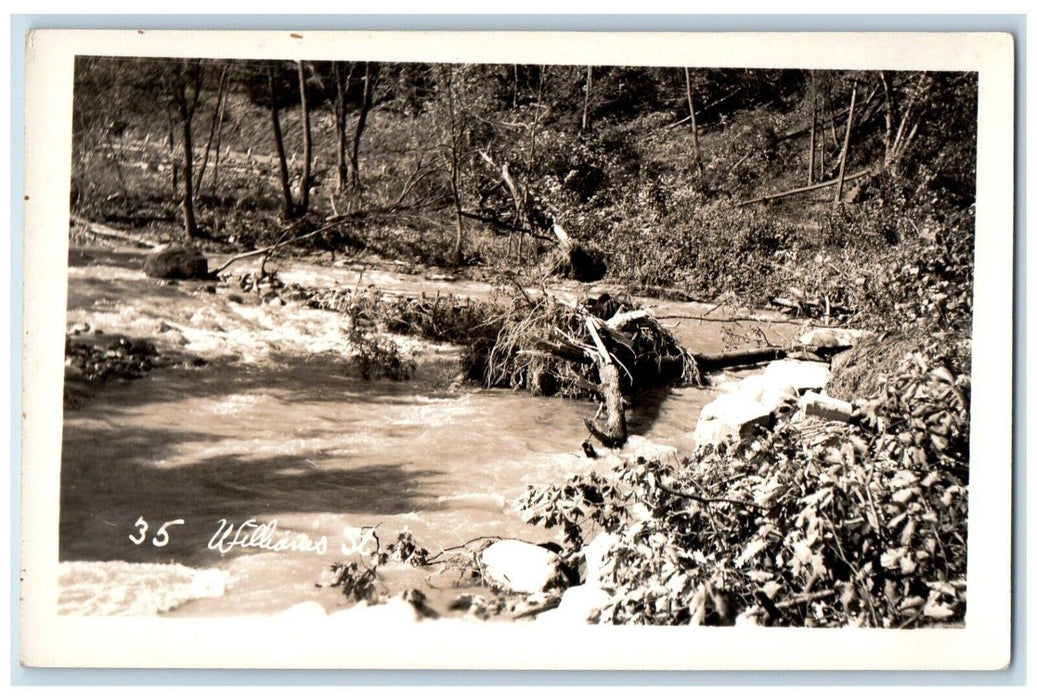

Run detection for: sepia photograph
[[18, 29, 1014, 670]]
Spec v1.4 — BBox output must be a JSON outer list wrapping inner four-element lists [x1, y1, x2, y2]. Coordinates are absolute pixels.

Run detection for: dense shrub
[[519, 347, 970, 627]]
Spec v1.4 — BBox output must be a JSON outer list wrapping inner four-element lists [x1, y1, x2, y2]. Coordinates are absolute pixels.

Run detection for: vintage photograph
[[19, 30, 1014, 670]]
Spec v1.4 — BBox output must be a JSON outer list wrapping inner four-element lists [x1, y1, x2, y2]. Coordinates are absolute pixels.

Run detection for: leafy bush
[[326, 287, 417, 381], [320, 528, 432, 603], [519, 348, 969, 627]]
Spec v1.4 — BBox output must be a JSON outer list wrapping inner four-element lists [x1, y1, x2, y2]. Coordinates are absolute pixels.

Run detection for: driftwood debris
[[769, 295, 853, 320], [582, 317, 628, 448], [483, 292, 699, 449], [694, 344, 850, 373]]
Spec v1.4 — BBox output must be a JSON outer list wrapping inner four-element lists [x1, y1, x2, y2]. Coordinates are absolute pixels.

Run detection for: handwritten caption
[[127, 516, 383, 557]]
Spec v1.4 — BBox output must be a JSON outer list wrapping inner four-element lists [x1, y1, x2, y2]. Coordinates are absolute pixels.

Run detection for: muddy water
[[60, 245, 796, 616]]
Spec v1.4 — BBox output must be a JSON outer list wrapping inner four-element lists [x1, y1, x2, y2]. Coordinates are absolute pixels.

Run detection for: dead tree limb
[[834, 81, 859, 204], [583, 317, 628, 448], [808, 71, 817, 185], [581, 66, 593, 132], [195, 65, 227, 192], [693, 344, 851, 372], [211, 220, 340, 276], [733, 168, 873, 208], [657, 479, 763, 511]]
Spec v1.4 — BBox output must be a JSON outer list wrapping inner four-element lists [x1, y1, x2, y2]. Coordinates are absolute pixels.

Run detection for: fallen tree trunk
[[582, 317, 628, 447], [694, 344, 851, 372], [733, 168, 873, 208], [585, 363, 627, 448]]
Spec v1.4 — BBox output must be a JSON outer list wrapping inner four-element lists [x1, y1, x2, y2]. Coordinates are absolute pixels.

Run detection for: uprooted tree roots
[[481, 292, 699, 395], [478, 291, 701, 447], [293, 278, 701, 447]]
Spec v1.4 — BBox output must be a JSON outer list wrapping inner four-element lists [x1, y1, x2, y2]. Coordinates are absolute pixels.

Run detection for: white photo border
[[17, 28, 1015, 671]]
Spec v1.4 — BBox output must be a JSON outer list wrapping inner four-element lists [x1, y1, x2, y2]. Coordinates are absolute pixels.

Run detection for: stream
[[59, 244, 799, 617]]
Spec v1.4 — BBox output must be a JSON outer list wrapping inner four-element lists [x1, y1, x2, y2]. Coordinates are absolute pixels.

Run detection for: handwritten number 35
[[129, 516, 185, 547]]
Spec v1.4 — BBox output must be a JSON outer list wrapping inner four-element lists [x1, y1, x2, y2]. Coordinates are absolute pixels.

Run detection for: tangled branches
[[482, 291, 700, 398], [297, 281, 700, 400]]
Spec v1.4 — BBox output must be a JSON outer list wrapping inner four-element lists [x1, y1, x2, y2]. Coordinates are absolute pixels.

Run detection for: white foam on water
[[211, 393, 260, 416], [68, 264, 147, 281], [58, 561, 229, 616], [436, 492, 508, 510]]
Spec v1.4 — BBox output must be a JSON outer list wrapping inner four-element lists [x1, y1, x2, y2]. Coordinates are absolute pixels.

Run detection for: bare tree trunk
[[333, 63, 347, 192], [174, 61, 201, 239], [834, 81, 858, 204], [880, 71, 895, 169], [195, 65, 227, 192], [520, 65, 547, 263], [825, 81, 839, 151], [452, 169, 465, 266], [444, 67, 465, 266], [332, 61, 356, 193], [819, 97, 826, 173], [210, 78, 227, 195], [102, 127, 128, 198], [166, 106, 178, 200], [179, 107, 199, 237], [808, 71, 817, 185], [526, 66, 546, 169], [297, 60, 312, 215], [348, 62, 377, 190], [581, 66, 593, 132], [684, 67, 702, 174], [267, 65, 295, 219]]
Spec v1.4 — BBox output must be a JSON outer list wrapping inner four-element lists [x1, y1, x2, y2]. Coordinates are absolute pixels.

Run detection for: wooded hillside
[[72, 59, 977, 316]]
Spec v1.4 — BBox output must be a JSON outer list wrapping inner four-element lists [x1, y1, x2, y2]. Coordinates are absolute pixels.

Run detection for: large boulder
[[762, 359, 830, 393], [693, 391, 773, 451], [724, 374, 767, 402], [144, 244, 209, 280], [480, 540, 561, 594]]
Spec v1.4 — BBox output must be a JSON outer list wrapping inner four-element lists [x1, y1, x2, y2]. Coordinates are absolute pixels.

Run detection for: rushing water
[[60, 245, 796, 617]]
